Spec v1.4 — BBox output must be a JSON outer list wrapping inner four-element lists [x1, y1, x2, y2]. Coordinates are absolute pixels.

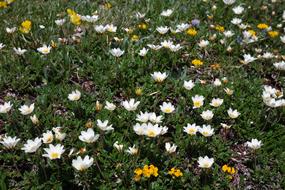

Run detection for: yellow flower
[[222, 164, 236, 175], [215, 25, 225, 32], [131, 35, 139, 42], [192, 59, 203, 67], [135, 87, 143, 96], [257, 23, 269, 29], [0, 1, 7, 8], [268, 31, 279, 38], [67, 9, 81, 25], [186, 28, 197, 36], [19, 20, 32, 34], [168, 168, 183, 178], [96, 101, 103, 112], [138, 23, 148, 30], [104, 2, 112, 9], [134, 168, 143, 176]]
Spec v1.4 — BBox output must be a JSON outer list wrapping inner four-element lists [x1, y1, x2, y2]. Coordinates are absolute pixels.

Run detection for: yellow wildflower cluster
[[19, 20, 32, 34], [168, 168, 183, 178], [138, 23, 148, 30], [134, 164, 159, 181], [222, 164, 236, 179], [192, 59, 203, 67], [186, 28, 197, 36], [131, 34, 139, 42], [257, 23, 269, 30], [215, 25, 225, 32], [0, 1, 7, 8], [268, 31, 279, 38], [67, 9, 81, 25]]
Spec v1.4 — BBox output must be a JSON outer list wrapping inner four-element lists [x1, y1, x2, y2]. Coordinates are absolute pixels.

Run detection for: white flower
[[160, 9, 173, 17], [125, 145, 138, 155], [160, 40, 173, 48], [246, 139, 262, 150], [21, 137, 42, 153], [37, 44, 52, 55], [79, 128, 100, 143], [151, 71, 168, 83], [169, 44, 182, 52], [261, 52, 274, 59], [42, 130, 54, 144], [19, 103, 34, 115], [232, 6, 244, 14], [97, 119, 114, 132], [273, 61, 285, 71], [148, 112, 163, 123], [224, 88, 234, 96], [135, 12, 145, 18], [6, 27, 17, 33], [0, 43, 5, 50], [192, 95, 205, 109], [136, 111, 149, 123], [52, 127, 66, 141], [176, 23, 190, 32], [199, 125, 214, 137], [183, 80, 195, 90], [221, 123, 232, 129], [133, 123, 167, 137], [243, 54, 257, 64], [72, 155, 94, 171], [55, 19, 66, 26], [227, 108, 240, 119], [30, 114, 39, 125], [198, 156, 214, 168], [122, 98, 140, 111], [147, 44, 162, 50], [94, 25, 106, 33], [110, 48, 124, 57], [13, 47, 27, 55], [113, 141, 124, 151], [223, 0, 236, 5], [200, 110, 214, 121], [105, 24, 117, 32], [160, 102, 175, 113], [138, 48, 148, 56], [68, 90, 81, 101], [213, 78, 222, 86], [0, 101, 12, 113], [0, 135, 20, 149], [223, 30, 234, 38], [165, 142, 177, 154], [280, 36, 285, 43], [81, 15, 99, 23], [210, 98, 223, 107], [156, 26, 169, 34], [231, 18, 242, 25], [198, 40, 209, 48], [105, 101, 116, 111], [183, 123, 199, 135], [43, 144, 65, 160]]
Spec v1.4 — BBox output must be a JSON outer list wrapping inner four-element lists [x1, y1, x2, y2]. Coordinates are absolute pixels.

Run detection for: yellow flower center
[[194, 101, 201, 108], [164, 107, 172, 113], [147, 130, 156, 137], [188, 128, 196, 134], [50, 152, 59, 159]]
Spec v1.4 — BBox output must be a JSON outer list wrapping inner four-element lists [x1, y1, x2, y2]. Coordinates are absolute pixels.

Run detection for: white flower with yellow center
[[145, 123, 162, 138], [224, 88, 234, 96], [148, 112, 163, 123], [136, 111, 150, 123], [97, 119, 114, 132], [200, 110, 214, 121], [42, 130, 54, 144], [138, 48, 148, 56], [227, 108, 240, 119], [192, 95, 204, 109], [30, 114, 39, 124], [165, 142, 177, 154], [160, 40, 173, 48], [105, 24, 117, 32], [19, 103, 34, 115], [198, 156, 214, 168], [105, 101, 116, 111], [156, 26, 169, 34], [133, 123, 147, 136], [125, 145, 138, 155], [198, 40, 209, 48], [151, 71, 168, 83], [113, 141, 124, 151], [110, 48, 124, 57], [160, 9, 173, 17], [68, 90, 81, 101], [183, 123, 199, 135], [43, 144, 65, 160], [37, 44, 51, 55], [94, 25, 106, 33], [0, 135, 20, 149], [210, 98, 224, 107], [72, 155, 94, 171], [147, 44, 162, 50], [160, 102, 175, 113], [199, 125, 214, 137]]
